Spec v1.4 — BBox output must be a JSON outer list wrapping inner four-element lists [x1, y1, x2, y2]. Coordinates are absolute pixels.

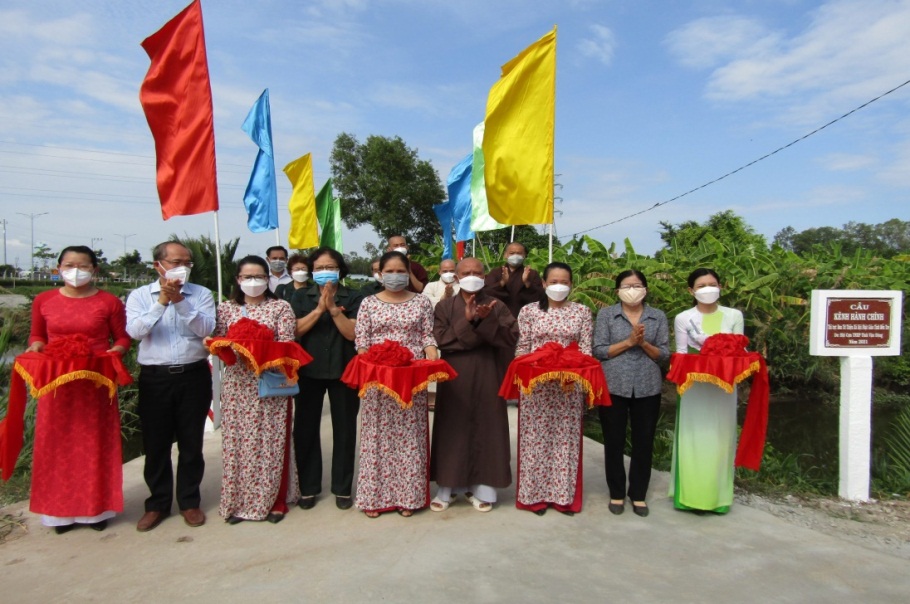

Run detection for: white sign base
[[838, 356, 873, 501]]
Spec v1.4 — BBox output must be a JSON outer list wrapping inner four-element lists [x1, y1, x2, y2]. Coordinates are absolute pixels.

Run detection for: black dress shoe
[[608, 502, 625, 515], [297, 496, 316, 510], [54, 525, 75, 535], [266, 512, 285, 524], [89, 520, 108, 531], [533, 508, 546, 516], [226, 515, 244, 525], [559, 510, 575, 517], [335, 496, 353, 510], [632, 504, 650, 517]]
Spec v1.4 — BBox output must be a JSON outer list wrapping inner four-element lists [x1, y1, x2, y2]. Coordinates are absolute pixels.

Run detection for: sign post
[[809, 290, 903, 501]]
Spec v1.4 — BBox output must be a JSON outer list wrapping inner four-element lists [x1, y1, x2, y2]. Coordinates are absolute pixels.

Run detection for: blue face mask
[[313, 270, 339, 286]]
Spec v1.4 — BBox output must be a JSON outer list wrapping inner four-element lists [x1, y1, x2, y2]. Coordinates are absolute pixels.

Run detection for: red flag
[[139, 0, 219, 219]]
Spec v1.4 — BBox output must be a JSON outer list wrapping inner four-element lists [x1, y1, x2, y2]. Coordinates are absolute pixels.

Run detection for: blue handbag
[[239, 305, 300, 398], [258, 370, 300, 398]]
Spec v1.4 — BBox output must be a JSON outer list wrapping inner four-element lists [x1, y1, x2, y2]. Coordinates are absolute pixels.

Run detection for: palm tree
[[168, 233, 240, 300]]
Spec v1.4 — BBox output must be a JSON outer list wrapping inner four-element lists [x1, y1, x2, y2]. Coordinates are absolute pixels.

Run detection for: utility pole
[[91, 237, 103, 252], [1, 218, 7, 266], [16, 211, 48, 275]]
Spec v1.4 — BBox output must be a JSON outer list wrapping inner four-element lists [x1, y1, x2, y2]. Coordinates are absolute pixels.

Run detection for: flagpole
[[511, 225, 515, 242], [275, 229, 281, 247], [211, 210, 224, 430], [548, 223, 553, 263]]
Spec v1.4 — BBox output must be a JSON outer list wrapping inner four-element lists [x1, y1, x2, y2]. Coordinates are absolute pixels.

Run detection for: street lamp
[[16, 211, 48, 276]]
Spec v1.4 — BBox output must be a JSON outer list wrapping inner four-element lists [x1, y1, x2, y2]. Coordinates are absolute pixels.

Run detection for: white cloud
[[817, 152, 878, 171], [577, 24, 616, 66], [667, 0, 910, 109], [665, 15, 777, 70]]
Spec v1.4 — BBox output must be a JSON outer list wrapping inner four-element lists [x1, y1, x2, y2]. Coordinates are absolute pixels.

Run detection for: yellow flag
[[483, 27, 556, 225], [283, 153, 319, 249]]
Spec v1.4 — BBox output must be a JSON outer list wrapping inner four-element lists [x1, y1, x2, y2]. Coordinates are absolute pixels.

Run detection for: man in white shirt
[[423, 259, 460, 307], [126, 241, 216, 532], [266, 245, 292, 293]]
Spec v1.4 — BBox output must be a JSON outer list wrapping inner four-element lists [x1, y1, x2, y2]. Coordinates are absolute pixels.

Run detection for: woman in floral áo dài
[[212, 256, 300, 524], [353, 251, 438, 518], [514, 262, 594, 516]]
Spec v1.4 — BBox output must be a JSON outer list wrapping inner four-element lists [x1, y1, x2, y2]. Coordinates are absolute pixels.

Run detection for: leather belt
[[140, 359, 209, 375]]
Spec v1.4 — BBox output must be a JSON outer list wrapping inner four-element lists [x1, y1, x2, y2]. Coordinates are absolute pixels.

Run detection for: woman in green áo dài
[[671, 268, 744, 514]]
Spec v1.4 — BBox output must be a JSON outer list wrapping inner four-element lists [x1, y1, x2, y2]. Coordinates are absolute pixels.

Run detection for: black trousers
[[294, 376, 360, 497], [598, 393, 661, 501], [138, 361, 212, 513]]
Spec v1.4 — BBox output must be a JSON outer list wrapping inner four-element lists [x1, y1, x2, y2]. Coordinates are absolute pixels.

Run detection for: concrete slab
[[2, 405, 908, 603]]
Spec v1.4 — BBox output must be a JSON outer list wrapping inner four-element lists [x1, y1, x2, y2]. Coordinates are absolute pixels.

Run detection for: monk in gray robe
[[430, 257, 518, 512]]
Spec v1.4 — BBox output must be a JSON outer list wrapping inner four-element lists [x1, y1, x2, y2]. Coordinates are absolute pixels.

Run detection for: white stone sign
[[809, 290, 903, 502]]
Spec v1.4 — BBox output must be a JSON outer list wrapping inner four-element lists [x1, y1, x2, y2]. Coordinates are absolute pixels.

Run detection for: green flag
[[316, 178, 343, 252]]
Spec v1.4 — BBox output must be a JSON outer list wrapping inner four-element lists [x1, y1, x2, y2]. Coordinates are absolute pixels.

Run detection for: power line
[[563, 76, 910, 240]]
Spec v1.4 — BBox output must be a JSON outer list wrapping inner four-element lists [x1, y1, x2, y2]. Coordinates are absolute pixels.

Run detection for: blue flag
[[433, 199, 454, 260], [242, 89, 278, 232], [447, 153, 475, 242]]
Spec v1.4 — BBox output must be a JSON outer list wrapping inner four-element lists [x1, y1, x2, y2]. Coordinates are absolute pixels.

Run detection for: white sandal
[[465, 493, 492, 512], [430, 497, 450, 512]]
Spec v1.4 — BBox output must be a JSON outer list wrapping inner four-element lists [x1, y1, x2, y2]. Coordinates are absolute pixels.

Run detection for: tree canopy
[[658, 210, 768, 255], [774, 219, 910, 258], [330, 133, 446, 250]]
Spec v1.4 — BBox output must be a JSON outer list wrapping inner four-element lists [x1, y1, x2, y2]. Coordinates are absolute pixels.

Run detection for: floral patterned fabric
[[215, 299, 300, 520], [353, 295, 436, 512], [514, 302, 593, 510]]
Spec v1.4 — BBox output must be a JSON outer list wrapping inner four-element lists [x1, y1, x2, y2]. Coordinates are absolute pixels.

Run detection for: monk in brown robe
[[483, 241, 543, 319], [430, 258, 518, 512]]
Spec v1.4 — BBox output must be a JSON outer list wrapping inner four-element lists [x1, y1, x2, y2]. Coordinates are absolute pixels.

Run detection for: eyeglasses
[[618, 285, 645, 290], [160, 258, 194, 268], [238, 274, 268, 281], [313, 265, 339, 271]]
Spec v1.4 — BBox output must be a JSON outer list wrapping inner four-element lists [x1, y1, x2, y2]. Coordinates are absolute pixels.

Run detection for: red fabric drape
[[207, 338, 313, 381], [666, 350, 770, 471], [341, 341, 457, 409], [0, 352, 132, 481], [499, 342, 611, 408], [140, 0, 219, 219]]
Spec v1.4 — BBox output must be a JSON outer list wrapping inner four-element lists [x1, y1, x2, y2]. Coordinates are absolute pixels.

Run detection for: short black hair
[[379, 251, 410, 272], [307, 246, 349, 279], [615, 269, 647, 289], [687, 268, 720, 289], [266, 246, 288, 258], [539, 261, 573, 311], [57, 245, 98, 267]]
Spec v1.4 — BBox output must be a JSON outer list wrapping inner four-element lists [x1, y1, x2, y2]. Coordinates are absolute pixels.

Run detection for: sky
[[1, 0, 909, 269]]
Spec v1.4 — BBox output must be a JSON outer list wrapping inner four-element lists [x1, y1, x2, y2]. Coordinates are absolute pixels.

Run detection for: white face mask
[[373, 272, 382, 283], [458, 275, 484, 293], [239, 279, 268, 297], [164, 266, 190, 284], [291, 270, 309, 283], [617, 287, 646, 305], [506, 254, 524, 267], [693, 286, 721, 305], [440, 271, 456, 284], [545, 284, 571, 302], [392, 246, 408, 255], [61, 267, 93, 288]]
